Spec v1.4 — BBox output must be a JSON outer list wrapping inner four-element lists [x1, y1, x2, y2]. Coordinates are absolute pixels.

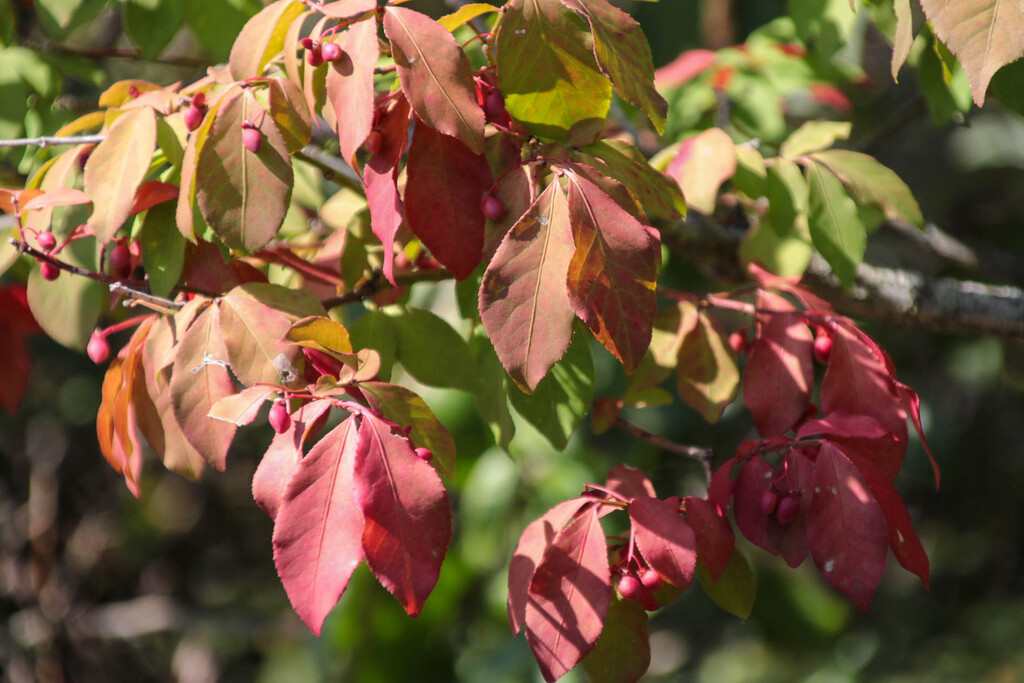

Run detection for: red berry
[[127, 85, 140, 99], [37, 231, 56, 251], [243, 126, 263, 154], [300, 37, 315, 50], [364, 129, 384, 155], [415, 252, 439, 270], [728, 330, 749, 354], [40, 261, 59, 281], [760, 489, 778, 515], [776, 495, 799, 525], [269, 400, 291, 434], [306, 46, 324, 67], [414, 447, 433, 462], [481, 194, 506, 221], [109, 243, 133, 279], [320, 41, 343, 63], [87, 332, 110, 364], [184, 103, 205, 132], [618, 574, 643, 601], [483, 88, 506, 120], [814, 333, 833, 364], [192, 91, 206, 107], [640, 569, 663, 592]]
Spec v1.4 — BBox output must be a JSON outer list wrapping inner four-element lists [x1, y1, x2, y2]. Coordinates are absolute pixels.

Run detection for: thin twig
[[614, 417, 715, 482], [319, 267, 454, 309], [297, 145, 362, 191], [109, 283, 185, 312], [0, 135, 105, 149]]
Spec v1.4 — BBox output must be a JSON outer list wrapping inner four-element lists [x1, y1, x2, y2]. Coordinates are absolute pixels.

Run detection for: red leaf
[[893, 379, 940, 489], [404, 119, 492, 279], [732, 457, 777, 555], [742, 292, 813, 436], [565, 171, 660, 373], [707, 455, 743, 515], [848, 453, 930, 590], [806, 443, 889, 610], [0, 327, 30, 414], [820, 323, 908, 481], [796, 414, 888, 441], [508, 498, 591, 635], [629, 496, 696, 589], [130, 181, 180, 217], [683, 496, 734, 582], [354, 410, 452, 616], [253, 399, 335, 520], [364, 95, 411, 286], [273, 415, 365, 636], [19, 187, 92, 213], [769, 448, 815, 568], [326, 17, 378, 166], [525, 506, 610, 683], [654, 49, 717, 88], [605, 464, 656, 501], [479, 181, 576, 391], [383, 7, 485, 154]]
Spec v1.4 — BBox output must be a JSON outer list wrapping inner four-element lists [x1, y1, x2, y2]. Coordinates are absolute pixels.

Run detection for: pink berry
[[481, 194, 505, 221], [300, 37, 315, 50], [37, 232, 56, 251], [184, 103, 205, 132], [269, 400, 291, 434], [306, 46, 324, 67], [87, 332, 110, 364], [483, 89, 506, 121], [728, 330, 748, 354], [40, 261, 59, 281], [618, 574, 643, 601], [243, 126, 263, 154], [320, 41, 343, 63], [364, 129, 384, 155], [814, 333, 833, 364], [776, 495, 799, 525], [414, 447, 433, 462], [640, 569, 663, 592], [109, 243, 133, 279]]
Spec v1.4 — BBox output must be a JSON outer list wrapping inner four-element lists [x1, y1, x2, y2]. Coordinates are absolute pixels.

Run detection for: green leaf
[[766, 158, 808, 236], [139, 201, 185, 298], [779, 120, 851, 158], [788, 0, 857, 58], [917, 29, 973, 124], [697, 551, 756, 619], [562, 0, 667, 134], [349, 309, 397, 382], [739, 217, 813, 279], [387, 306, 479, 393], [469, 329, 516, 449], [806, 160, 865, 288], [26, 259, 104, 351], [508, 330, 594, 451], [732, 144, 767, 198], [36, 0, 107, 39], [124, 0, 185, 60], [581, 594, 651, 683], [675, 302, 739, 423], [185, 0, 262, 62], [812, 149, 924, 227], [495, 0, 612, 143]]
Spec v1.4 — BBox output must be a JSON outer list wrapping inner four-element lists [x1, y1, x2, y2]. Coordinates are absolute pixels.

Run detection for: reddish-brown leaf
[[508, 498, 591, 636], [273, 415, 365, 636], [208, 385, 278, 427], [326, 18, 378, 166], [19, 187, 91, 213], [404, 119, 492, 279], [354, 410, 451, 617], [364, 95, 412, 286], [228, 0, 305, 81], [169, 304, 237, 471], [129, 181, 179, 217], [217, 286, 299, 387], [629, 495, 696, 589], [743, 292, 813, 436], [683, 496, 734, 582], [525, 506, 610, 683], [84, 106, 157, 243], [383, 7, 485, 153], [565, 172, 659, 373], [733, 456, 776, 555], [605, 464, 656, 501], [318, 0, 376, 18], [479, 181, 575, 391], [806, 443, 889, 611]]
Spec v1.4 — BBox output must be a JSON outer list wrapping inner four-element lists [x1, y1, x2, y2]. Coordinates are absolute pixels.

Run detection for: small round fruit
[[40, 261, 60, 281], [37, 231, 57, 252], [184, 103, 205, 132], [728, 330, 749, 354], [760, 489, 778, 516], [414, 447, 433, 462], [300, 37, 315, 50], [481, 193, 506, 221], [109, 243, 133, 279], [87, 331, 110, 364], [306, 46, 324, 67], [483, 88, 506, 120], [813, 333, 833, 364], [618, 574, 643, 601], [640, 569, 663, 592], [243, 126, 263, 154], [269, 400, 292, 434], [776, 495, 799, 525], [364, 129, 384, 155], [320, 41, 343, 63]]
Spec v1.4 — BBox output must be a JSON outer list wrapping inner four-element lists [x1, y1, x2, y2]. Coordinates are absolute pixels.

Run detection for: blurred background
[[2, 0, 1024, 680]]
